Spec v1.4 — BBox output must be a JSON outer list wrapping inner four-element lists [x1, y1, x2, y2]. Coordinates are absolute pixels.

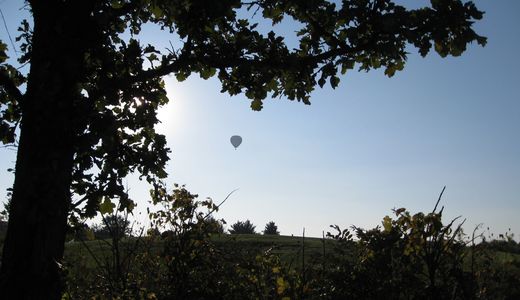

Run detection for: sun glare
[[155, 79, 188, 137]]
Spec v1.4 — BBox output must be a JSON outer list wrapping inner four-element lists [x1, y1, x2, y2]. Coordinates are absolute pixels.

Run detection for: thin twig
[[203, 188, 238, 220], [0, 8, 18, 57], [432, 186, 446, 213]]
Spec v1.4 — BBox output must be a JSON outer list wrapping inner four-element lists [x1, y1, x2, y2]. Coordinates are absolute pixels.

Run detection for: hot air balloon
[[230, 135, 242, 149]]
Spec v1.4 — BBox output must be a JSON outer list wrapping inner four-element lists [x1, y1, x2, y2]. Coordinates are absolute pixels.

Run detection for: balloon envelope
[[230, 135, 242, 149]]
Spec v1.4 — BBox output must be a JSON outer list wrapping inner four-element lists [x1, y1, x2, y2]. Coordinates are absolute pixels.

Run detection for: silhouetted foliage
[[65, 223, 93, 242], [482, 239, 520, 254], [263, 221, 280, 235], [306, 189, 520, 300], [146, 227, 160, 237], [0, 220, 6, 243], [63, 193, 520, 299], [229, 220, 257, 234], [65, 184, 302, 299], [480, 229, 520, 254], [0, 0, 487, 297], [205, 216, 226, 235], [51, 185, 520, 299], [92, 215, 131, 240]]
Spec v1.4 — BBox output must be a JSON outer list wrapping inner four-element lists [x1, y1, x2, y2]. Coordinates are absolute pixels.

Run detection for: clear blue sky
[[1, 1, 519, 237]]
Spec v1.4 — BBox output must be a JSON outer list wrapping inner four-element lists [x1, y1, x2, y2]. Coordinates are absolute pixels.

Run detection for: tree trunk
[[0, 2, 90, 299]]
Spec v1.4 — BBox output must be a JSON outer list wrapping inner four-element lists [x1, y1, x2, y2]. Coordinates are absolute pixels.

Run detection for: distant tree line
[[65, 217, 282, 241], [228, 220, 281, 235]]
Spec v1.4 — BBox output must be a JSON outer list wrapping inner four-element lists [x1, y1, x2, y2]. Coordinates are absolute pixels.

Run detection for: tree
[[92, 214, 132, 240], [0, 0, 485, 298], [229, 220, 256, 234], [205, 216, 226, 235], [263, 221, 280, 235], [65, 222, 93, 241]]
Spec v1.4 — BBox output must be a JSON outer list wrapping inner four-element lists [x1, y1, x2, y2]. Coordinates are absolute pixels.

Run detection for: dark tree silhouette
[[229, 220, 256, 234], [204, 216, 226, 234], [92, 215, 131, 240], [0, 219, 7, 240], [0, 0, 486, 298], [263, 221, 280, 235]]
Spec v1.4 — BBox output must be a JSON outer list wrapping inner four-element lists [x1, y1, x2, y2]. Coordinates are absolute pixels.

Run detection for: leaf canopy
[[0, 0, 486, 216]]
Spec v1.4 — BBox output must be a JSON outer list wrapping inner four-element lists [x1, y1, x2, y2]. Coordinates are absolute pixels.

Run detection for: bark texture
[[0, 2, 90, 298]]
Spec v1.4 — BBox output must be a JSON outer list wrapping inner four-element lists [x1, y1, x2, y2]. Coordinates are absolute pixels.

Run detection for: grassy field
[[212, 234, 337, 267], [63, 233, 336, 271], [63, 233, 520, 272], [4, 232, 520, 298]]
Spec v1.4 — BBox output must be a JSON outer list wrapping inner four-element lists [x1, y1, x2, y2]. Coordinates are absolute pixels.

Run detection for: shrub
[[311, 190, 520, 300], [205, 216, 226, 234]]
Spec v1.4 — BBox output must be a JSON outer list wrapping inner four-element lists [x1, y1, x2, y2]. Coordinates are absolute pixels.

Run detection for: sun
[[154, 79, 188, 135]]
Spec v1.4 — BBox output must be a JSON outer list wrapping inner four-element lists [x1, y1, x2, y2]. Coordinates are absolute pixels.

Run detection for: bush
[[64, 184, 301, 299], [309, 203, 520, 300], [205, 216, 226, 234]]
